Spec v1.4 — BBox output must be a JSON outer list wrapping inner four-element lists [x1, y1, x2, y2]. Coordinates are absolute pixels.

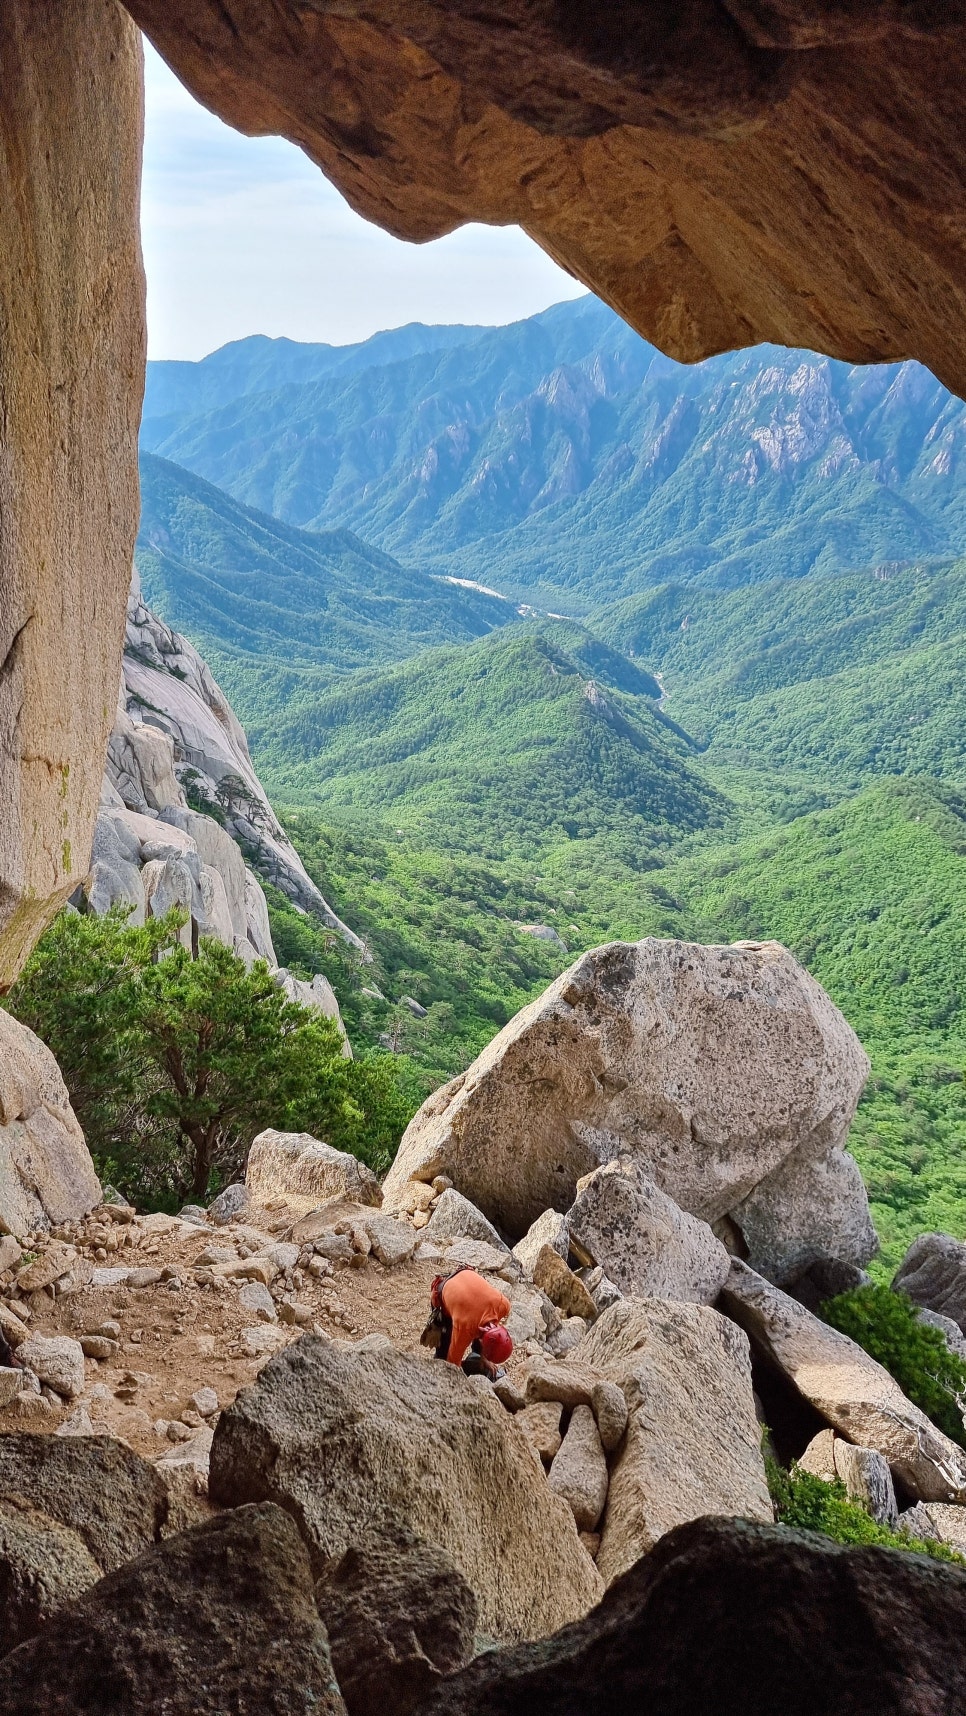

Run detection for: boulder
[[833, 1442, 899, 1529], [428, 1238, 518, 1280], [590, 1382, 628, 1455], [16, 1335, 84, 1399], [316, 1529, 478, 1716], [575, 1299, 772, 1583], [0, 1497, 103, 1656], [383, 940, 871, 1283], [732, 1145, 879, 1288], [722, 1260, 966, 1503], [917, 1308, 966, 1363], [899, 1502, 966, 1552], [140, 857, 193, 949], [363, 1212, 417, 1268], [424, 1189, 508, 1251], [154, 1426, 214, 1535], [209, 1334, 602, 1643], [246, 1129, 382, 1212], [0, 1503, 346, 1716], [567, 1160, 730, 1304], [516, 1401, 564, 1465], [207, 1181, 248, 1224], [0, 1433, 168, 1572], [0, 1368, 24, 1408], [893, 1233, 966, 1333], [0, 1011, 101, 1237], [416, 1515, 966, 1716], [548, 1405, 609, 1534], [513, 1210, 569, 1277], [15, 1240, 78, 1291], [798, 1428, 838, 1479], [524, 1363, 596, 1412]]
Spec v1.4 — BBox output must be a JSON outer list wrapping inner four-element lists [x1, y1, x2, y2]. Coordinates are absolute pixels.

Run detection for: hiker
[[423, 1266, 513, 1379]]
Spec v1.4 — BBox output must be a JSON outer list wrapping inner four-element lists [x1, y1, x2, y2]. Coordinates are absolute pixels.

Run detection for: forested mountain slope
[[142, 296, 966, 607]]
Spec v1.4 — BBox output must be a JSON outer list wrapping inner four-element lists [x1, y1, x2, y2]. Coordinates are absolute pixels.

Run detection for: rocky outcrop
[[723, 1260, 966, 1503], [417, 1515, 966, 1716], [567, 1159, 730, 1304], [385, 939, 873, 1285], [893, 1232, 966, 1333], [574, 1299, 772, 1583], [127, 4, 966, 402], [0, 1503, 346, 1716], [0, 0, 143, 989], [316, 1530, 478, 1716], [0, 1011, 101, 1237], [209, 1333, 603, 1643], [246, 1130, 382, 1213]]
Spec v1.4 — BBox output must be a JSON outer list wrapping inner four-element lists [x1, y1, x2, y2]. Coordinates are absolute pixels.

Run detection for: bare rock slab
[[246, 1128, 381, 1212], [568, 1159, 729, 1304], [209, 1333, 602, 1643], [383, 939, 872, 1287], [316, 1529, 477, 1716], [575, 1299, 772, 1583], [722, 1259, 966, 1504], [416, 1516, 966, 1716], [0, 1503, 346, 1716]]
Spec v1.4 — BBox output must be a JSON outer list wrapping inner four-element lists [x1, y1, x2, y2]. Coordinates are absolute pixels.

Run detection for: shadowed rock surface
[[0, 1498, 102, 1657], [0, 1503, 346, 1716], [413, 1514, 966, 1716], [0, 1434, 168, 1573]]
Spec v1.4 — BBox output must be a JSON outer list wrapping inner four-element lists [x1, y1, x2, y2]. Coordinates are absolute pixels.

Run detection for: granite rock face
[[0, 0, 143, 987], [0, 1011, 101, 1237], [127, 2, 966, 403], [723, 1259, 966, 1503], [209, 1333, 603, 1643], [416, 1515, 966, 1716], [385, 939, 872, 1285]]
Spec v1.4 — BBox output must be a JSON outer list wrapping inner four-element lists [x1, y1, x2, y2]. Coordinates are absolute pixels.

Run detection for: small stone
[[238, 1280, 277, 1322], [0, 1368, 24, 1408], [93, 1320, 121, 1341], [279, 1300, 314, 1327], [432, 1176, 453, 1194], [212, 1256, 276, 1285], [16, 1243, 78, 1293], [207, 1182, 248, 1225], [0, 1236, 23, 1273], [413, 1210, 430, 1229], [17, 1336, 85, 1399], [364, 1213, 416, 1268], [166, 1420, 193, 1443], [80, 1336, 118, 1360], [195, 1246, 234, 1268], [127, 1268, 163, 1289], [532, 1246, 599, 1321], [492, 1376, 526, 1413], [191, 1387, 219, 1418], [56, 1405, 96, 1438], [551, 1317, 589, 1356], [177, 1205, 207, 1225]]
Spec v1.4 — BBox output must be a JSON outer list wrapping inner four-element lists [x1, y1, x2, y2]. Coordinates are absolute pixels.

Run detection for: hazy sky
[[142, 43, 588, 361]]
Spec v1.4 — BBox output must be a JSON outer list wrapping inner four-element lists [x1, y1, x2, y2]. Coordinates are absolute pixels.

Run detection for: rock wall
[[124, 3, 966, 396], [0, 1011, 101, 1238], [0, 0, 144, 988]]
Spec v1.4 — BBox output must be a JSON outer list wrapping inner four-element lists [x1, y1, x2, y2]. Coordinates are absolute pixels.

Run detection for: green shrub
[[5, 907, 419, 1208], [821, 1284, 966, 1449], [767, 1460, 965, 1566]]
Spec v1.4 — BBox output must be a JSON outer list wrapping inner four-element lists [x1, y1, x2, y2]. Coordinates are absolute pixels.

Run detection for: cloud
[[141, 43, 587, 360]]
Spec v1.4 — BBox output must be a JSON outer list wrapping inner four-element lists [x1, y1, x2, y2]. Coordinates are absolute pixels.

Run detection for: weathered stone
[[432, 1238, 519, 1280], [917, 1307, 966, 1363], [207, 1181, 248, 1224], [0, 1503, 345, 1716], [0, 1303, 29, 1347], [550, 1317, 589, 1358], [238, 1280, 277, 1322], [384, 942, 871, 1284], [893, 1232, 966, 1333], [516, 1401, 563, 1464], [210, 1333, 602, 1642], [833, 1441, 899, 1529], [316, 1529, 478, 1716], [0, 1367, 24, 1408], [246, 1129, 382, 1212], [79, 1335, 118, 1360], [531, 1246, 598, 1322], [212, 1255, 275, 1285], [424, 1188, 508, 1251], [16, 1335, 84, 1399], [568, 1160, 730, 1304], [0, 1498, 103, 1657], [512, 1210, 569, 1277], [900, 1502, 966, 1552], [363, 1212, 417, 1267], [127, 1266, 163, 1289], [576, 1299, 772, 1583], [732, 1144, 879, 1288], [14, 1241, 76, 1292], [191, 1387, 219, 1418], [0, 1235, 21, 1272], [0, 1013, 102, 1236], [798, 1428, 838, 1480], [0, 1433, 167, 1570], [722, 1259, 966, 1503], [418, 1515, 966, 1716], [154, 1425, 214, 1534], [525, 1363, 596, 1412], [590, 1381, 628, 1455], [548, 1405, 608, 1534]]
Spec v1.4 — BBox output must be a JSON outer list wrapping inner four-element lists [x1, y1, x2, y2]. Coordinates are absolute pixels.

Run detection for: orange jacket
[[440, 1269, 511, 1367]]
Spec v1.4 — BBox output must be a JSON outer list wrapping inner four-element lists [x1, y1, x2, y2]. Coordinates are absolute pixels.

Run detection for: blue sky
[[141, 43, 587, 361]]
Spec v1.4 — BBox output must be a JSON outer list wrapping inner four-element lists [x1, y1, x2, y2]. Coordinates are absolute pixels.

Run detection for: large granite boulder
[[0, 1011, 101, 1237], [574, 1299, 772, 1583], [723, 1260, 966, 1503], [893, 1233, 966, 1333], [209, 1333, 603, 1643], [245, 1130, 382, 1212], [0, 1503, 346, 1715], [384, 939, 872, 1284], [316, 1529, 478, 1716], [567, 1159, 729, 1304], [416, 1515, 966, 1716]]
